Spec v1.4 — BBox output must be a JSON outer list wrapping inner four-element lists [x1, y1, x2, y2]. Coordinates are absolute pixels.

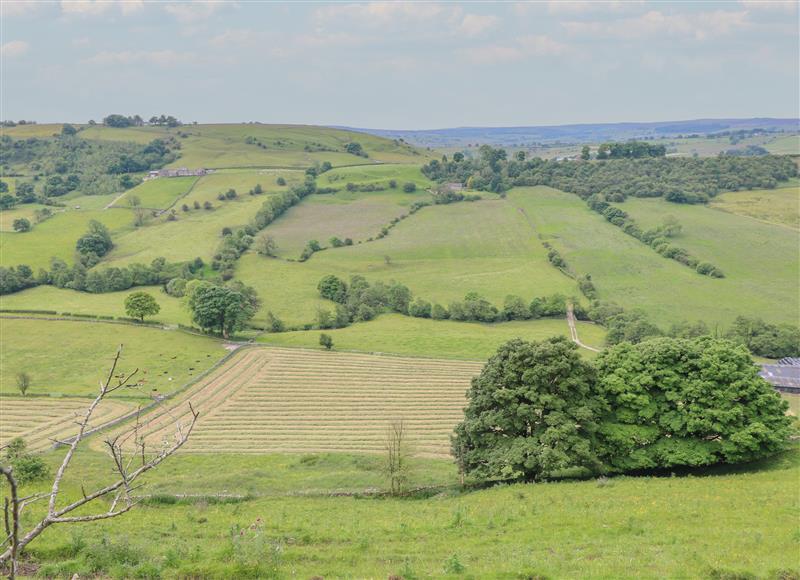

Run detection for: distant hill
[[336, 118, 800, 148]]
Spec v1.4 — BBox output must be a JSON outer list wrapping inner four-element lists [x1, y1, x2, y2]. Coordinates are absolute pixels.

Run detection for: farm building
[[147, 167, 210, 179], [760, 361, 800, 394]]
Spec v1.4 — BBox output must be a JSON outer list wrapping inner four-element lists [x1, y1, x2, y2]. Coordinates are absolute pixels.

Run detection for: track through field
[[117, 347, 484, 458]]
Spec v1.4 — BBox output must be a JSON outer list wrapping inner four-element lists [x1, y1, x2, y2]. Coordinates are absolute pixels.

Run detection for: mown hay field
[[0, 396, 133, 452], [121, 347, 483, 457]]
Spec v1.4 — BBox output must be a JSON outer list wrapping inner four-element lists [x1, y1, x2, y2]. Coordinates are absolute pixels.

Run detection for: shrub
[[402, 182, 417, 193], [4, 438, 50, 484], [12, 218, 31, 232], [319, 333, 334, 350], [16, 371, 31, 395]]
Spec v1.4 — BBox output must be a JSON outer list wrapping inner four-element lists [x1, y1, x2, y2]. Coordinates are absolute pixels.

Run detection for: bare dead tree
[[383, 419, 411, 495], [0, 346, 199, 577]]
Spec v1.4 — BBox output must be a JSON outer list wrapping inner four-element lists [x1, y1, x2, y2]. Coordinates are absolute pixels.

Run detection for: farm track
[[115, 347, 483, 458]]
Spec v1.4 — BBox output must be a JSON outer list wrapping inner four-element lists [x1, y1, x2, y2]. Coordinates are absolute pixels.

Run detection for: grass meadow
[[17, 445, 800, 578], [508, 186, 797, 328], [239, 199, 580, 326], [0, 203, 52, 232], [0, 207, 135, 269], [259, 313, 605, 359], [617, 196, 799, 326], [0, 318, 226, 398], [710, 184, 799, 229]]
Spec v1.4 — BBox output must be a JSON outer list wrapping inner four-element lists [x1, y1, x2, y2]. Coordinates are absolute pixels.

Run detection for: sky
[[1, 1, 798, 129]]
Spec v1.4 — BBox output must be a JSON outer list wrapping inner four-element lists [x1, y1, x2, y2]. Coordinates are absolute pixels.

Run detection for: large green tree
[[187, 282, 258, 338], [453, 337, 605, 481], [124, 291, 160, 321], [595, 337, 792, 471]]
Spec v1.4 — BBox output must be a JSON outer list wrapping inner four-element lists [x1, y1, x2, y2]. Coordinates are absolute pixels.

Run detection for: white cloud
[[462, 35, 570, 65], [2, 1, 45, 16], [60, 0, 143, 16], [163, 1, 230, 23], [314, 2, 447, 26], [83, 49, 195, 67], [546, 1, 644, 14], [562, 10, 750, 41], [739, 0, 798, 11], [1, 40, 30, 58], [457, 13, 499, 37]]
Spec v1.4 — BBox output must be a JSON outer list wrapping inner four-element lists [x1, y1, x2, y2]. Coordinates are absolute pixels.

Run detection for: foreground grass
[[19, 447, 800, 578], [0, 318, 226, 398], [259, 313, 605, 359]]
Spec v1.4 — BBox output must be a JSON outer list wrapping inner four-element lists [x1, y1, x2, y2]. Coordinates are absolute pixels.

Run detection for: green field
[[615, 196, 799, 326], [259, 313, 604, 359], [239, 199, 579, 326], [113, 176, 198, 209], [0, 203, 53, 232], [0, 207, 135, 269], [0, 318, 226, 398], [17, 446, 800, 578], [710, 184, 799, 229], [0, 285, 192, 325], [765, 133, 800, 155], [508, 186, 798, 328]]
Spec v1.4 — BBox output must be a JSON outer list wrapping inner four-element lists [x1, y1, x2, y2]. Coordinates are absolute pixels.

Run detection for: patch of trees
[[0, 134, 177, 200], [421, 145, 796, 200], [186, 280, 260, 338], [432, 189, 481, 204], [726, 316, 800, 359], [586, 196, 724, 277], [452, 336, 792, 481], [103, 114, 145, 128], [148, 114, 182, 127], [596, 141, 666, 159], [345, 142, 367, 157], [75, 220, 114, 266]]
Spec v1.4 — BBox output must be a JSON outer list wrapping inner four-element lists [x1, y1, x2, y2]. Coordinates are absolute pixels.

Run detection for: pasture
[[259, 313, 605, 359], [238, 199, 579, 326], [617, 196, 799, 326], [508, 186, 798, 328], [0, 318, 226, 398], [0, 207, 135, 269], [0, 203, 53, 232], [115, 346, 483, 457], [710, 184, 799, 229]]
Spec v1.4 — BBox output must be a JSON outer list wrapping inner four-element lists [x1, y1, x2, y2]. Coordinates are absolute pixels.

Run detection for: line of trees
[[453, 336, 792, 482], [586, 196, 724, 277]]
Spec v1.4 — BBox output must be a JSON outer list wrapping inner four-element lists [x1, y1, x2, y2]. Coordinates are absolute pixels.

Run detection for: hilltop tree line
[[453, 336, 792, 482], [421, 145, 796, 202], [102, 114, 182, 128]]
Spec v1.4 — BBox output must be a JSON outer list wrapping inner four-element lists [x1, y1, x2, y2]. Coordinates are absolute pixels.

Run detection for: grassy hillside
[[112, 176, 198, 210], [76, 124, 430, 168], [20, 446, 800, 578], [508, 186, 797, 328]]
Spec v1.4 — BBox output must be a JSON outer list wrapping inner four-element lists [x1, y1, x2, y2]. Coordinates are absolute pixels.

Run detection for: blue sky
[[2, 1, 798, 128]]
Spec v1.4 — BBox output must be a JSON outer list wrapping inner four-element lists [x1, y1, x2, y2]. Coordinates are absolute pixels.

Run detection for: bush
[[402, 182, 417, 193], [16, 371, 31, 395], [12, 218, 31, 232], [4, 438, 50, 484], [319, 333, 334, 350], [409, 298, 432, 318]]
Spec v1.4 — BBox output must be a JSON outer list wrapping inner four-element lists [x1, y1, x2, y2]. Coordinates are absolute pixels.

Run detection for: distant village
[[146, 167, 212, 180]]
